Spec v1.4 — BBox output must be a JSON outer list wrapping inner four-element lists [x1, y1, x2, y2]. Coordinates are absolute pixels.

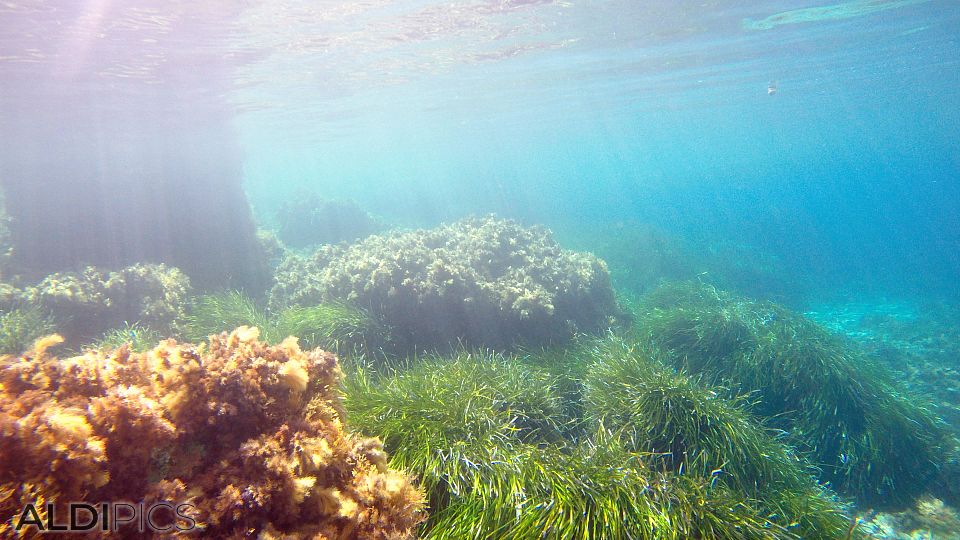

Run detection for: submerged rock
[[20, 263, 191, 343], [270, 216, 619, 349]]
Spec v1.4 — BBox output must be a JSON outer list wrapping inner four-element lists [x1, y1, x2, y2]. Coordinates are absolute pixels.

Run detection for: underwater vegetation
[[0, 303, 55, 355], [580, 336, 857, 537], [88, 321, 164, 352], [808, 301, 960, 434], [277, 194, 385, 249], [343, 346, 863, 539], [0, 327, 425, 539], [2, 263, 191, 344], [271, 216, 619, 351], [634, 281, 956, 509], [1, 178, 955, 538], [182, 290, 266, 341], [184, 290, 392, 357]]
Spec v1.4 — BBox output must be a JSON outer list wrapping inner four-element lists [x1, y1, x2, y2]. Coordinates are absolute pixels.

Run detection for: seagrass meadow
[[2, 1, 959, 538]]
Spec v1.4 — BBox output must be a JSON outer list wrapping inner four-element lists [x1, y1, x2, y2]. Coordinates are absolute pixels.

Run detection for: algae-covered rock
[[0, 328, 426, 539], [270, 216, 618, 349], [21, 263, 190, 342], [256, 228, 288, 265]]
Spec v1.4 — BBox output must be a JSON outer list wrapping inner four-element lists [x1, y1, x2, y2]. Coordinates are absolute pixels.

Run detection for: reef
[[17, 263, 191, 344], [634, 281, 957, 509], [0, 327, 425, 538], [277, 194, 385, 249], [270, 216, 619, 350]]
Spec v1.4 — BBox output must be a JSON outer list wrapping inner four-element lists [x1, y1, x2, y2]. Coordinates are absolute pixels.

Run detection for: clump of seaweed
[[0, 327, 425, 539], [19, 263, 191, 344], [270, 215, 620, 350], [0, 304, 55, 355], [343, 348, 862, 539], [277, 194, 385, 248], [635, 281, 953, 508], [274, 302, 392, 356], [184, 290, 391, 356]]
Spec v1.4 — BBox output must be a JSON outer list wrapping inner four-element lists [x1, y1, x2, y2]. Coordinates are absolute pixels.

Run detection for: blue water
[[2, 1, 957, 302], [238, 0, 960, 301]]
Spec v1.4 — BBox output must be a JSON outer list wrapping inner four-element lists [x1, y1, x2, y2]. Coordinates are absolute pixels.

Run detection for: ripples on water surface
[[1, 1, 956, 131]]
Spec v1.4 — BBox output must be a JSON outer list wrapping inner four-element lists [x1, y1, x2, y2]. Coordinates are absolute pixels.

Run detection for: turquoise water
[[233, 0, 960, 301], [2, 1, 957, 300], [2, 1, 960, 537]]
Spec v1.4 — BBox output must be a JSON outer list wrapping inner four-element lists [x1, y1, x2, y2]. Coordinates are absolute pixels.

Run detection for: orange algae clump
[[0, 327, 425, 538]]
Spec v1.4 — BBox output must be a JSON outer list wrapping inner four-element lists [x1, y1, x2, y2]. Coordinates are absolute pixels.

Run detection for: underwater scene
[[1, 0, 959, 538]]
